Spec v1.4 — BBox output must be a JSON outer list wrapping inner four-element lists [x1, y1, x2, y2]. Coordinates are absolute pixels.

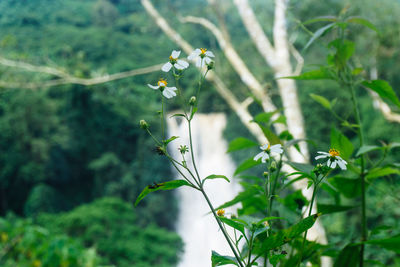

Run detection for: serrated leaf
[[328, 176, 361, 198], [227, 137, 258, 153], [235, 157, 262, 175], [356, 145, 382, 157], [135, 180, 192, 206], [219, 217, 245, 235], [282, 68, 333, 80], [346, 17, 378, 33], [215, 186, 261, 210], [202, 174, 230, 185], [334, 244, 360, 267], [366, 167, 400, 180], [330, 127, 354, 160], [304, 23, 336, 50], [310, 93, 331, 110], [317, 204, 356, 214], [365, 235, 400, 253], [257, 214, 320, 251], [362, 80, 400, 108], [211, 251, 238, 267]]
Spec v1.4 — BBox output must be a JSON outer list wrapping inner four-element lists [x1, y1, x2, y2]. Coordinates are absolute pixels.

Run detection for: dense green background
[[0, 0, 399, 266]]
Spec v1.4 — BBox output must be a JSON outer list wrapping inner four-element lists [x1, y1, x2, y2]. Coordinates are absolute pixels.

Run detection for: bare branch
[[289, 43, 304, 75], [0, 57, 163, 89], [233, 0, 277, 67]]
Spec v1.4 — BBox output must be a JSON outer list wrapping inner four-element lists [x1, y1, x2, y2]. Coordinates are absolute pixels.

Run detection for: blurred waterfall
[[167, 113, 240, 267]]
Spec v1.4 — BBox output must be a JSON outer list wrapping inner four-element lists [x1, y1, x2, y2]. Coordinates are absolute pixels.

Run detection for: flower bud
[[270, 162, 277, 172], [207, 61, 214, 70], [189, 96, 196, 106], [263, 171, 269, 178], [139, 120, 149, 130]]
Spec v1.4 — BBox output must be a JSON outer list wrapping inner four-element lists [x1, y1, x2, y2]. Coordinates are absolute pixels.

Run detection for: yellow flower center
[[263, 143, 271, 152], [157, 78, 167, 87], [200, 48, 207, 55], [217, 209, 225, 217], [169, 55, 177, 63], [329, 148, 340, 157]]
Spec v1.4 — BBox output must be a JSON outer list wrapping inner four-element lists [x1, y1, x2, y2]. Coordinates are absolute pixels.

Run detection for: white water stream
[[167, 113, 240, 267]]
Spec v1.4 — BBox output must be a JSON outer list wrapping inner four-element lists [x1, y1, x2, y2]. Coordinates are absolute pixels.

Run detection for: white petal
[[161, 62, 172, 72], [271, 144, 283, 154], [317, 151, 330, 155], [253, 152, 264, 161], [205, 57, 212, 64], [171, 50, 181, 58], [330, 160, 337, 169], [147, 84, 159, 90], [260, 144, 269, 150], [315, 155, 328, 160], [337, 160, 347, 170], [163, 89, 174, 99], [196, 57, 202, 67], [167, 86, 177, 92], [176, 59, 189, 68], [188, 49, 201, 60], [261, 154, 270, 163], [205, 50, 215, 57]]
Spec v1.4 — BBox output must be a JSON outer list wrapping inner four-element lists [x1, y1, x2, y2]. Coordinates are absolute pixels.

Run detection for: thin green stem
[[246, 231, 255, 267], [188, 120, 202, 185], [200, 189, 245, 267], [161, 93, 165, 139], [297, 178, 321, 267], [349, 82, 367, 267]]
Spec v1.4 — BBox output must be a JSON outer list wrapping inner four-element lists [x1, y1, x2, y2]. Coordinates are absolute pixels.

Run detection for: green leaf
[[254, 112, 278, 124], [310, 93, 332, 110], [302, 16, 337, 25], [215, 186, 261, 210], [334, 244, 360, 267], [286, 161, 315, 177], [235, 158, 262, 175], [258, 214, 320, 251], [330, 127, 354, 160], [211, 251, 238, 267], [356, 145, 382, 157], [362, 80, 400, 109], [346, 17, 378, 33], [329, 39, 355, 66], [365, 235, 400, 253], [169, 113, 186, 118], [227, 137, 258, 153], [304, 23, 336, 50], [282, 68, 333, 80], [202, 174, 230, 185], [163, 136, 179, 145], [219, 217, 245, 235], [317, 204, 356, 214], [328, 176, 361, 198], [135, 180, 192, 206], [366, 167, 400, 180]]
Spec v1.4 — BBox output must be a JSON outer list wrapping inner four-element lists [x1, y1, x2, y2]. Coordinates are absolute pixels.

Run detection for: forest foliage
[[0, 0, 399, 266]]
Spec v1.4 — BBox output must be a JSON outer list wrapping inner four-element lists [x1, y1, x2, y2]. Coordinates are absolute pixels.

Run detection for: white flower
[[253, 143, 283, 163], [315, 148, 347, 170], [187, 48, 214, 67], [147, 78, 177, 99], [161, 50, 189, 72]]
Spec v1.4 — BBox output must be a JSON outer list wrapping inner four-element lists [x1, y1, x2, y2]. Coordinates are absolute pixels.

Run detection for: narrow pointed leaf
[[227, 137, 258, 152], [211, 251, 238, 267], [356, 145, 382, 157], [304, 23, 336, 50], [135, 179, 192, 206], [282, 69, 333, 80], [366, 167, 400, 180], [347, 17, 378, 33], [365, 235, 400, 253], [203, 174, 230, 184], [235, 158, 261, 175], [310, 93, 331, 110], [334, 244, 360, 267], [317, 204, 357, 214], [219, 217, 245, 235], [362, 80, 400, 108]]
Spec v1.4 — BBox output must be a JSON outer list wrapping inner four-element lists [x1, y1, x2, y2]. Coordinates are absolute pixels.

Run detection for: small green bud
[[263, 171, 269, 178], [140, 120, 149, 130], [207, 61, 214, 70], [179, 145, 189, 155], [270, 162, 277, 172], [189, 96, 196, 105]]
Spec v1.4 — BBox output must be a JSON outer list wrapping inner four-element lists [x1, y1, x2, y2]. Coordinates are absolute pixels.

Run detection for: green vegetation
[[0, 0, 399, 265]]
